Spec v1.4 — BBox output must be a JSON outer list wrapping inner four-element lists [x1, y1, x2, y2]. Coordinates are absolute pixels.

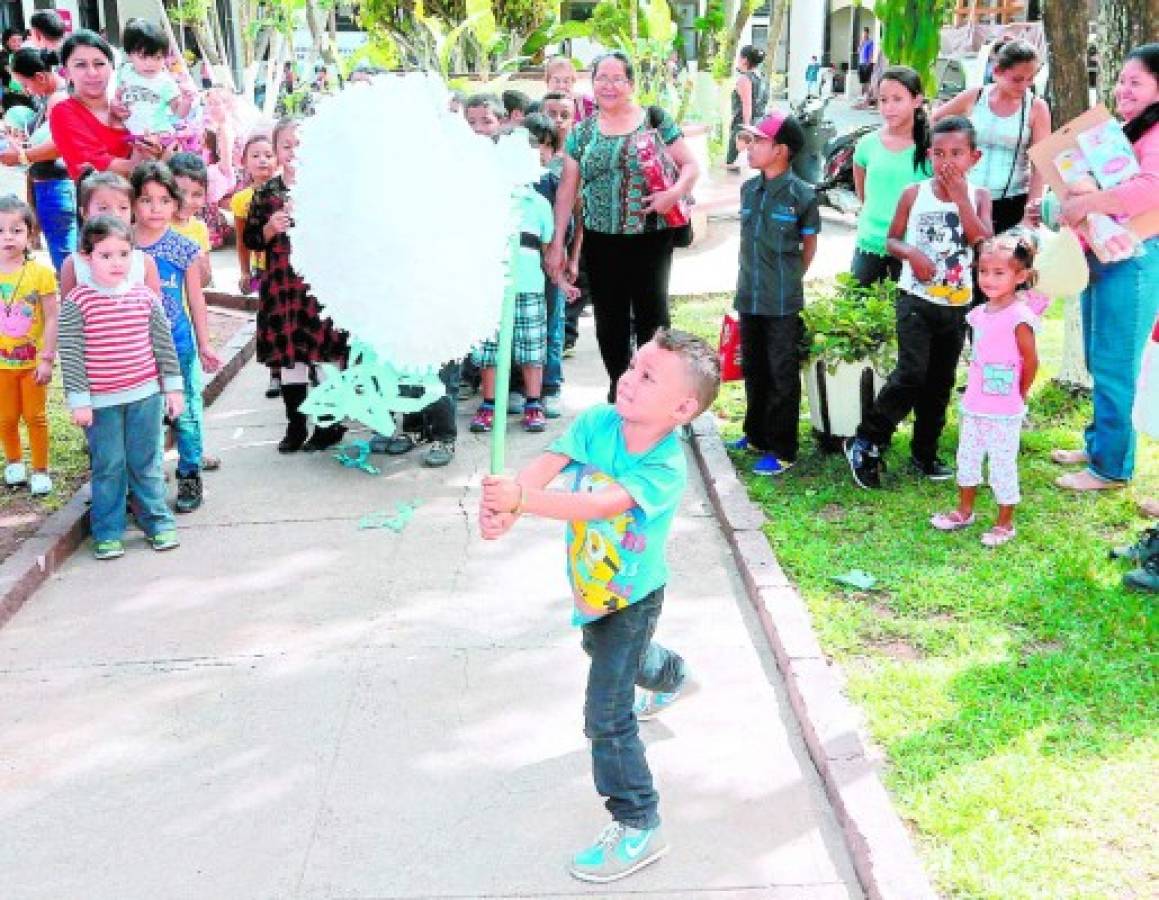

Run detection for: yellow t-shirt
[[0, 261, 58, 370], [171, 217, 211, 255], [229, 187, 265, 272]]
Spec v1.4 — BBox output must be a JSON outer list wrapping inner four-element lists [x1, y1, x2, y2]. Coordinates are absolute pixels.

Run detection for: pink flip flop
[[981, 525, 1016, 548], [931, 510, 976, 531]]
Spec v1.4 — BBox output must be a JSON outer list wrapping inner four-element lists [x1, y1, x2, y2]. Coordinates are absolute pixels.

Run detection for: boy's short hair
[[653, 328, 721, 416], [464, 93, 503, 118], [524, 113, 560, 152], [122, 18, 169, 57], [931, 115, 978, 149], [168, 152, 208, 188], [501, 89, 530, 116], [30, 10, 66, 41]]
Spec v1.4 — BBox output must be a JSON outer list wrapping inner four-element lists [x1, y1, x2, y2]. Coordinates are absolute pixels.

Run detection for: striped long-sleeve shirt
[[59, 284, 183, 410]]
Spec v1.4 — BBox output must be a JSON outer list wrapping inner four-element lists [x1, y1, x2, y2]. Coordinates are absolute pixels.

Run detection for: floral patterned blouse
[[565, 107, 682, 236]]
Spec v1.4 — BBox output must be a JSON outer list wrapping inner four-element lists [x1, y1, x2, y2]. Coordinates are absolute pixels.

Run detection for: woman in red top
[[49, 30, 163, 180]]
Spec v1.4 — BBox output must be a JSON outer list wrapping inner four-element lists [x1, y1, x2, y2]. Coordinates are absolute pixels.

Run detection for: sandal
[[931, 510, 976, 531], [201, 455, 221, 472], [1055, 471, 1126, 492], [1050, 448, 1089, 465], [981, 525, 1016, 548]]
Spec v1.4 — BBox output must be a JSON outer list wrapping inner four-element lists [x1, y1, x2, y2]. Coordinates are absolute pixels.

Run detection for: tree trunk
[[762, 0, 788, 85], [720, 0, 753, 79], [1097, 0, 1158, 109], [305, 0, 338, 66], [1043, 0, 1089, 126]]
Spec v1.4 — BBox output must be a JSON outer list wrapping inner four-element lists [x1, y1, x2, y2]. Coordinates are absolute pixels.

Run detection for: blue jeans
[[544, 284, 565, 394], [1080, 239, 1159, 482], [32, 178, 77, 272], [88, 393, 174, 542], [172, 351, 204, 477], [581, 588, 685, 829]]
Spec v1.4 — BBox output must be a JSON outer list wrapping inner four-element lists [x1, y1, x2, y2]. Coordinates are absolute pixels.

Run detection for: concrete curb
[[688, 412, 938, 900], [0, 306, 257, 632]]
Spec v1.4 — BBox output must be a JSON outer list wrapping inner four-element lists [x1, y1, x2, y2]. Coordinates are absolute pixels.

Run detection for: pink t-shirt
[[962, 300, 1038, 418]]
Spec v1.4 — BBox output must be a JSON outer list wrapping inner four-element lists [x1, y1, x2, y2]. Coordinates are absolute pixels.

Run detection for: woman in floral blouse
[[545, 50, 699, 400]]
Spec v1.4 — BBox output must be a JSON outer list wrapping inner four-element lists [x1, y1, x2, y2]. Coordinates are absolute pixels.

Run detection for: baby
[[116, 18, 194, 146]]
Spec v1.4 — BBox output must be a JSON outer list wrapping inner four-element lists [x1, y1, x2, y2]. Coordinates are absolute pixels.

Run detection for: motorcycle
[[789, 94, 875, 215]]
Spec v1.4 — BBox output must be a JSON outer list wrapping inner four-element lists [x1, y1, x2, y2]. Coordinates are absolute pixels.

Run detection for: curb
[[688, 412, 938, 900], [0, 307, 257, 632]]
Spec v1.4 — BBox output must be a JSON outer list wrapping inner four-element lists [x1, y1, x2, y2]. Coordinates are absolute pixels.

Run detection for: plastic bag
[[719, 312, 743, 382]]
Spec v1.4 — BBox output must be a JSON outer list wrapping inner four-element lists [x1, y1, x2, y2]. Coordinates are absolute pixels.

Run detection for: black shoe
[[278, 423, 309, 453], [302, 423, 347, 453], [1124, 553, 1159, 593], [1111, 526, 1159, 562], [845, 437, 883, 489], [175, 472, 203, 513], [910, 456, 954, 481], [264, 375, 282, 399], [278, 384, 310, 453]]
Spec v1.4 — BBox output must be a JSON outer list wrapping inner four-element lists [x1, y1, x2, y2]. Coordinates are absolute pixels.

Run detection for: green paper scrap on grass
[[831, 570, 877, 591], [300, 342, 447, 438], [359, 501, 421, 532]]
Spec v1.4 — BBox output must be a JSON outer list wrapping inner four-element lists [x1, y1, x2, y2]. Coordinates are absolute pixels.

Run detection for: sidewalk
[[0, 318, 861, 898]]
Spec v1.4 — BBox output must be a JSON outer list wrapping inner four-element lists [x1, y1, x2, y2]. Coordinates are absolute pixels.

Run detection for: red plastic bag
[[719, 312, 743, 382]]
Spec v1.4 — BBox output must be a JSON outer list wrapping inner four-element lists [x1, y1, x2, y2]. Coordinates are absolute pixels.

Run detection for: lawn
[[672, 292, 1158, 900]]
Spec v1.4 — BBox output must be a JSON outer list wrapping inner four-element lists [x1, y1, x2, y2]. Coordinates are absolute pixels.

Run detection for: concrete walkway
[[0, 321, 861, 899]]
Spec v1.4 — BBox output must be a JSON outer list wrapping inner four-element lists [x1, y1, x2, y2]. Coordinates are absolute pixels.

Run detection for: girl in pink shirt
[[931, 234, 1039, 547]]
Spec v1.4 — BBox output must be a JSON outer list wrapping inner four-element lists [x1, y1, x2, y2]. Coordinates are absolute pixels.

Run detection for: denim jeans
[[32, 178, 77, 272], [172, 351, 204, 477], [1080, 238, 1159, 482], [581, 588, 685, 829], [544, 285, 565, 395], [88, 393, 174, 542]]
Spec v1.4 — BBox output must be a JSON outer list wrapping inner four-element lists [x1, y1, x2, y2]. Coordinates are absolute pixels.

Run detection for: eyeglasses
[[593, 76, 631, 87]]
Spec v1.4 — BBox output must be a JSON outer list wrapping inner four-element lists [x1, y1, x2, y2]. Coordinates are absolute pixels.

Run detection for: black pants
[[584, 229, 675, 400], [726, 120, 744, 165], [401, 360, 461, 442], [564, 257, 590, 346], [740, 312, 804, 461], [857, 292, 966, 462], [851, 249, 902, 287]]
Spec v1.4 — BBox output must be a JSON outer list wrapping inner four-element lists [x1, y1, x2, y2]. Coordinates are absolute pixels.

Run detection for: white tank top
[[899, 181, 979, 307], [73, 249, 148, 296], [969, 86, 1032, 199]]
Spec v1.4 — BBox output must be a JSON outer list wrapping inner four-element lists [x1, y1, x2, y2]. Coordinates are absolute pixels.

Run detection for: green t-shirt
[[512, 187, 555, 295], [549, 405, 686, 625], [565, 107, 682, 235], [853, 131, 931, 256]]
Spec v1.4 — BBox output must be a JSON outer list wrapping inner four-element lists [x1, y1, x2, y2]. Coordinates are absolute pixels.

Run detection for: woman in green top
[[851, 66, 933, 286], [546, 50, 699, 400], [726, 45, 768, 172]]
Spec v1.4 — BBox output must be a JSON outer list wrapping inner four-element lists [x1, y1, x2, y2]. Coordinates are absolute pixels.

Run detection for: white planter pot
[[805, 358, 887, 442]]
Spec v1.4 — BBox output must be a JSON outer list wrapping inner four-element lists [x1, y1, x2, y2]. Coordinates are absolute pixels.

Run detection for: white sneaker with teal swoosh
[[634, 673, 698, 721], [568, 821, 669, 883]]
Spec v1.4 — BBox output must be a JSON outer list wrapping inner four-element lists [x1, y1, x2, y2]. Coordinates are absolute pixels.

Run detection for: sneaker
[[727, 436, 755, 453], [422, 440, 455, 468], [543, 392, 562, 419], [264, 376, 282, 399], [1124, 554, 1159, 593], [845, 437, 882, 489], [200, 455, 221, 472], [92, 539, 125, 560], [753, 453, 793, 476], [175, 472, 203, 513], [150, 530, 181, 551], [1111, 526, 1159, 562], [456, 382, 475, 402], [384, 434, 416, 456], [4, 461, 27, 486], [569, 821, 669, 883], [911, 456, 954, 481], [634, 674, 697, 721], [469, 405, 494, 433], [981, 524, 1016, 548], [302, 423, 347, 453], [523, 404, 546, 433], [508, 391, 526, 415], [563, 343, 576, 359], [29, 471, 52, 496]]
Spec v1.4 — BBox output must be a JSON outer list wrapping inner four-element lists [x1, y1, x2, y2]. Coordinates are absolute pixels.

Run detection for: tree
[[878, 0, 947, 93], [761, 0, 788, 84], [1096, 0, 1157, 109], [1042, 0, 1089, 126], [714, 0, 758, 80]]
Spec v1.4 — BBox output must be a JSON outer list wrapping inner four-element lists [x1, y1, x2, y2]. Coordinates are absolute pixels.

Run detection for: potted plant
[[801, 274, 897, 451]]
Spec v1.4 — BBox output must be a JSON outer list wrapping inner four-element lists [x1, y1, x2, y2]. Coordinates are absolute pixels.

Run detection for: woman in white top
[[933, 40, 1051, 234]]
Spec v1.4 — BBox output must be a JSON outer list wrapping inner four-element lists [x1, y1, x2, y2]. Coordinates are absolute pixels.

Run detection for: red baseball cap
[[739, 111, 806, 156]]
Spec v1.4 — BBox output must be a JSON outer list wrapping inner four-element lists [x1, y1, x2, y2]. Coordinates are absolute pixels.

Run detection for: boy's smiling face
[[615, 340, 699, 427]]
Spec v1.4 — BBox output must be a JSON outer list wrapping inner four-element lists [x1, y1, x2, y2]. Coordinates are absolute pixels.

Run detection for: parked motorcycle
[[788, 94, 874, 215]]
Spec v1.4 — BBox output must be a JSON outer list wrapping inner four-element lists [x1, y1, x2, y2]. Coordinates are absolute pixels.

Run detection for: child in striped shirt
[[59, 216, 185, 560]]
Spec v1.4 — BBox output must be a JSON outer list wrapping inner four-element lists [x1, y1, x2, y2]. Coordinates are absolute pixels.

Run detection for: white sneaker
[[4, 461, 27, 486], [29, 471, 52, 496], [543, 393, 562, 419], [507, 391, 525, 415]]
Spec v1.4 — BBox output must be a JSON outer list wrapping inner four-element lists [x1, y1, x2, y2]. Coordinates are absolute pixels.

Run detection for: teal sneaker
[[92, 539, 124, 560], [568, 821, 669, 883], [634, 674, 697, 721], [149, 530, 181, 552]]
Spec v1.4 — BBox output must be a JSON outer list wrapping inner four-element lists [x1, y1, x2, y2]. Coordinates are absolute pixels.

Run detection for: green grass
[[673, 293, 1158, 900]]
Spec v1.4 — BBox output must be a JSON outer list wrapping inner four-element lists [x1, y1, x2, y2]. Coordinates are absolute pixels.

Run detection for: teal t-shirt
[[549, 405, 687, 626], [512, 187, 554, 295], [853, 131, 931, 255]]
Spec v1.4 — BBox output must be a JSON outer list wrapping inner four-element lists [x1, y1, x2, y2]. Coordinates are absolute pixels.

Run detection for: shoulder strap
[[972, 85, 987, 110]]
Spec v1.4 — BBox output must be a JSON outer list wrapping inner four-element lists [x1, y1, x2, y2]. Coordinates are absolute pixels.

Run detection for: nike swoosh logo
[[622, 832, 651, 860]]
